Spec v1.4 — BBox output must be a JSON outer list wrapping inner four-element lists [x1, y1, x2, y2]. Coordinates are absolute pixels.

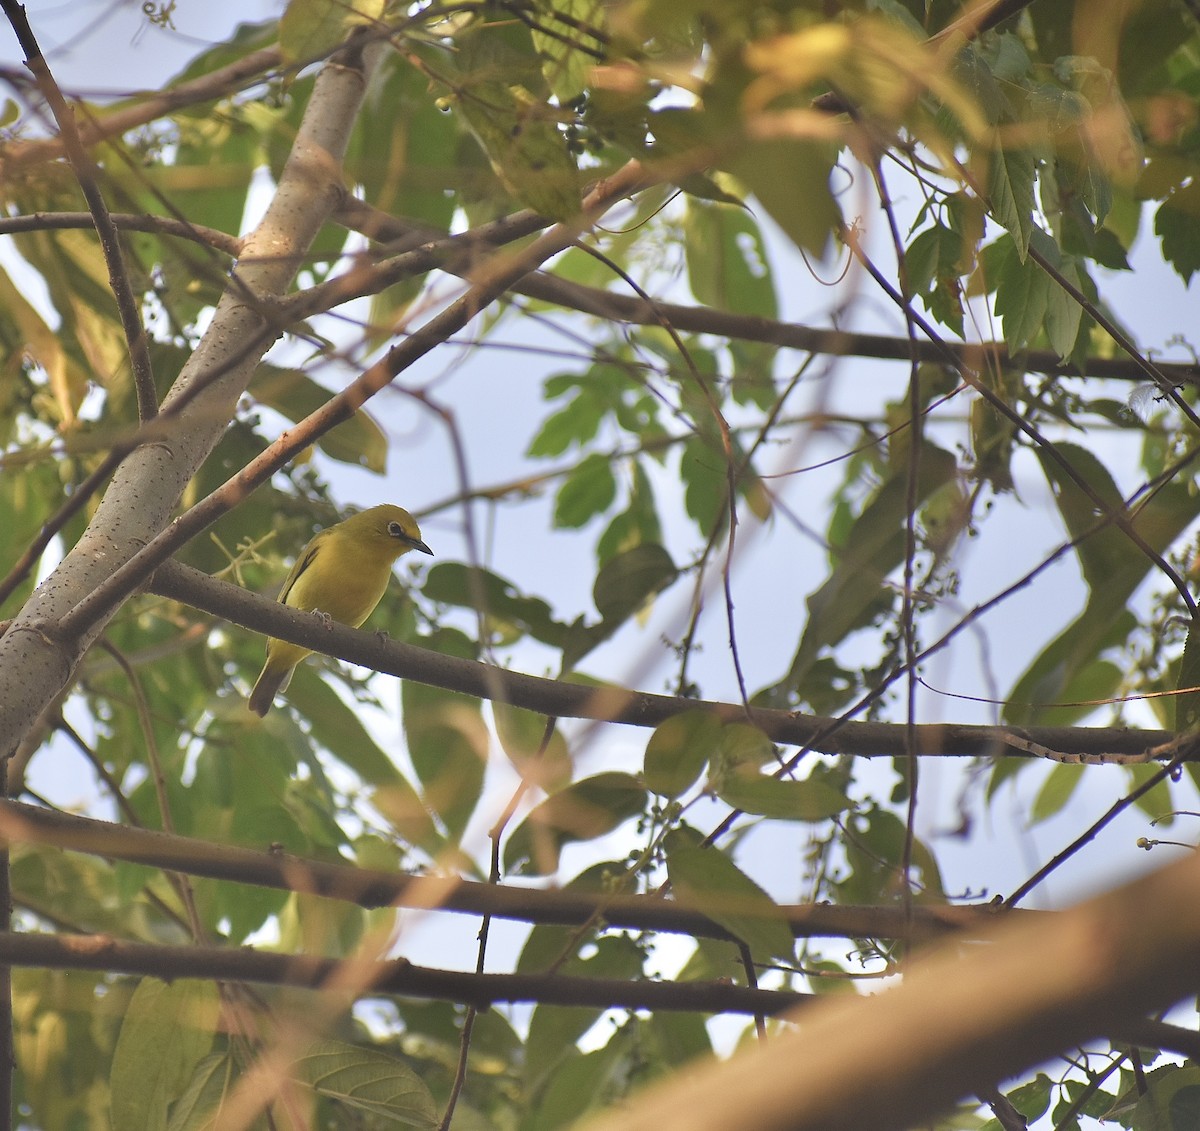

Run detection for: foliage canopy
[[2, 0, 1200, 1128]]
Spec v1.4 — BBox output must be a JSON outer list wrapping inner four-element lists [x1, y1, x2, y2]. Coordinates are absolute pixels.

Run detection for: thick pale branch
[[149, 559, 1175, 760], [579, 849, 1200, 1131]]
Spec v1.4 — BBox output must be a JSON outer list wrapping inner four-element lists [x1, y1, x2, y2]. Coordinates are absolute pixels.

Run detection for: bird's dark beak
[[411, 538, 433, 556]]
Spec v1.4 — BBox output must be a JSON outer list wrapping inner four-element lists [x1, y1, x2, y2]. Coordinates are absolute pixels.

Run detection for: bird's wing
[[277, 530, 330, 607]]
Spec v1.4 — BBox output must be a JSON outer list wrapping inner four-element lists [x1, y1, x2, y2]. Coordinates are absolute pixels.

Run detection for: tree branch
[[0, 48, 283, 177], [336, 201, 1200, 387], [0, 799, 1004, 943], [0, 930, 810, 1018], [148, 559, 1175, 760]]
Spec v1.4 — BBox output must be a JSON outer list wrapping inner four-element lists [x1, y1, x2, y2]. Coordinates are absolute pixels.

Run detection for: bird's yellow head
[[345, 504, 433, 560]]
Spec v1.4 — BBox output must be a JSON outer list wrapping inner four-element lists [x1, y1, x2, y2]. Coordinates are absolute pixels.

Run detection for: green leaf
[[504, 773, 647, 876], [494, 701, 572, 792], [525, 1030, 631, 1129], [111, 979, 220, 1131], [904, 222, 965, 335], [349, 52, 459, 230], [1174, 617, 1200, 733], [529, 0, 608, 102], [664, 830, 794, 961], [713, 767, 853, 822], [294, 1039, 438, 1126], [1035, 441, 1132, 593], [156, 111, 258, 241], [1006, 441, 1200, 726], [289, 664, 401, 785], [1155, 181, 1200, 284], [527, 391, 606, 457], [1004, 1073, 1054, 1122], [987, 141, 1036, 260], [835, 808, 944, 903], [993, 237, 1051, 354], [684, 197, 777, 318], [402, 630, 488, 840], [451, 24, 581, 220], [523, 934, 645, 1092], [1132, 1065, 1200, 1131], [165, 1052, 234, 1131], [782, 443, 957, 694], [423, 562, 566, 647], [643, 711, 722, 798], [1032, 228, 1084, 360], [1030, 763, 1085, 824], [1005, 611, 1132, 728], [555, 452, 617, 527], [250, 366, 388, 473], [680, 435, 729, 534], [727, 140, 840, 259], [371, 776, 439, 851], [597, 460, 663, 563]]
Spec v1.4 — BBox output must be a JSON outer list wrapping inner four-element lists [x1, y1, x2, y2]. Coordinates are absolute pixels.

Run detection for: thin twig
[[1005, 755, 1186, 907], [869, 154, 924, 927]]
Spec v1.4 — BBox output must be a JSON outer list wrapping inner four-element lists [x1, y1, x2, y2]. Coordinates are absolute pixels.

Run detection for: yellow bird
[[248, 504, 432, 717]]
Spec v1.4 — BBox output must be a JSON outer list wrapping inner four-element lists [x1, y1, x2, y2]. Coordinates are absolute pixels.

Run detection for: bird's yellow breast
[[283, 528, 397, 628]]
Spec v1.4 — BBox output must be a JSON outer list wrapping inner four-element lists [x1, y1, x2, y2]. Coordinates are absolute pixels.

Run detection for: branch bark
[[149, 560, 1175, 760], [0, 799, 1006, 944], [336, 202, 1200, 388], [0, 930, 809, 1018]]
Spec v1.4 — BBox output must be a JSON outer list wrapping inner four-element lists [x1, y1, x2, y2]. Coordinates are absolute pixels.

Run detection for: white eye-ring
[[388, 522, 404, 537]]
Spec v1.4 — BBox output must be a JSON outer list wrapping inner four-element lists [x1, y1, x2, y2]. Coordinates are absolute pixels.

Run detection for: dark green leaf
[[680, 436, 728, 534], [1176, 617, 1200, 733], [592, 543, 676, 622], [423, 562, 566, 647], [1155, 182, 1200, 284], [993, 237, 1051, 354]]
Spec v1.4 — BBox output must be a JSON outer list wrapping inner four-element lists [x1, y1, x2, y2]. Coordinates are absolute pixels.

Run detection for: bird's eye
[[388, 522, 403, 538]]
